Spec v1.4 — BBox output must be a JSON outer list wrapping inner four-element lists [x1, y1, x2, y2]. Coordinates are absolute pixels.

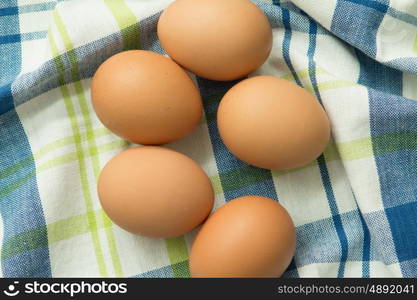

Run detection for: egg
[[91, 50, 202, 145], [217, 76, 331, 170], [189, 195, 295, 277], [157, 0, 272, 81], [97, 146, 214, 238]]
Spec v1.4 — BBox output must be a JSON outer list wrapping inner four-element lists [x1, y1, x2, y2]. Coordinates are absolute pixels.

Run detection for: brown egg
[[157, 0, 272, 81], [97, 146, 214, 238], [217, 76, 331, 170], [190, 196, 295, 277], [91, 50, 202, 145]]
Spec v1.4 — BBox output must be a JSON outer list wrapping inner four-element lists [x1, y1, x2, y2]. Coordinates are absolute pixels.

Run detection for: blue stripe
[[317, 157, 349, 277], [277, 2, 302, 86], [356, 49, 403, 96], [358, 209, 371, 277], [0, 84, 14, 115], [344, 0, 388, 13], [135, 264, 173, 278], [331, 0, 388, 58], [306, 22, 322, 99], [0, 31, 46, 44], [387, 7, 417, 26], [0, 6, 18, 17], [19, 2, 57, 14], [0, 33, 20, 44], [0, 2, 56, 16], [0, 0, 51, 277], [352, 190, 371, 277], [307, 21, 348, 277], [22, 31, 47, 41]]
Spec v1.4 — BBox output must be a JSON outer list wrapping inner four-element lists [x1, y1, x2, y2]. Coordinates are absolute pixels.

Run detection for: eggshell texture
[[97, 146, 214, 238], [91, 50, 202, 145], [190, 196, 295, 278], [217, 76, 331, 170], [157, 0, 272, 81]]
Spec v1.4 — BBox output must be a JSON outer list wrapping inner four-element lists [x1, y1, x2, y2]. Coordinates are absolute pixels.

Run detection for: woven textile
[[0, 0, 416, 277]]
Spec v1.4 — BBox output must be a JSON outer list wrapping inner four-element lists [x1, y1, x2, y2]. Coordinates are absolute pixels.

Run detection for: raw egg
[[98, 146, 214, 238], [190, 195, 296, 277], [157, 0, 272, 81], [217, 76, 330, 170], [91, 50, 202, 145]]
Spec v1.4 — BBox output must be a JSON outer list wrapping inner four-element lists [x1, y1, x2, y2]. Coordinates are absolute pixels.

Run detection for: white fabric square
[[369, 261, 402, 277], [297, 262, 340, 277], [344, 261, 365, 277], [125, 0, 174, 20], [113, 227, 170, 277], [18, 9, 52, 34], [273, 165, 331, 227], [253, 29, 289, 78], [403, 73, 417, 101], [50, 233, 100, 276], [343, 158, 383, 214], [389, 0, 417, 16], [377, 14, 417, 62], [314, 33, 360, 83], [322, 85, 371, 142], [291, 0, 337, 29], [55, 0, 119, 49], [325, 159, 357, 215], [20, 38, 48, 75]]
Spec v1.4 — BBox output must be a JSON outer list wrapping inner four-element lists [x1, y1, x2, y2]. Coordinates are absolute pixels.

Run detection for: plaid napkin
[[0, 0, 416, 278]]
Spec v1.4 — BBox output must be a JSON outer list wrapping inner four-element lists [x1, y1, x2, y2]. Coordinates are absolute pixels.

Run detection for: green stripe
[[271, 160, 318, 177], [49, 28, 108, 277], [165, 237, 189, 264], [2, 209, 112, 260], [282, 67, 326, 81], [0, 170, 36, 198], [53, 11, 123, 277], [2, 226, 48, 261], [218, 165, 275, 193], [372, 131, 417, 153], [304, 80, 356, 93], [104, 0, 140, 50], [0, 140, 128, 200], [165, 237, 190, 278], [48, 209, 111, 244], [37, 140, 128, 172], [35, 127, 112, 160], [53, 11, 102, 180], [210, 175, 223, 195], [280, 67, 356, 93], [170, 260, 190, 278], [0, 156, 33, 180], [326, 137, 372, 161], [413, 35, 417, 53]]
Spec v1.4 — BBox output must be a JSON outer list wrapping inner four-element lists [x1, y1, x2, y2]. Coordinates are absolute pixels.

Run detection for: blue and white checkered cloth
[[0, 0, 416, 277]]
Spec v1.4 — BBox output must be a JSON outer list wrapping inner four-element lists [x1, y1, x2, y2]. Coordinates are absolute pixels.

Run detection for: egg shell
[[98, 146, 214, 238], [157, 0, 272, 81], [91, 50, 202, 145], [190, 195, 296, 277], [217, 75, 331, 170]]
